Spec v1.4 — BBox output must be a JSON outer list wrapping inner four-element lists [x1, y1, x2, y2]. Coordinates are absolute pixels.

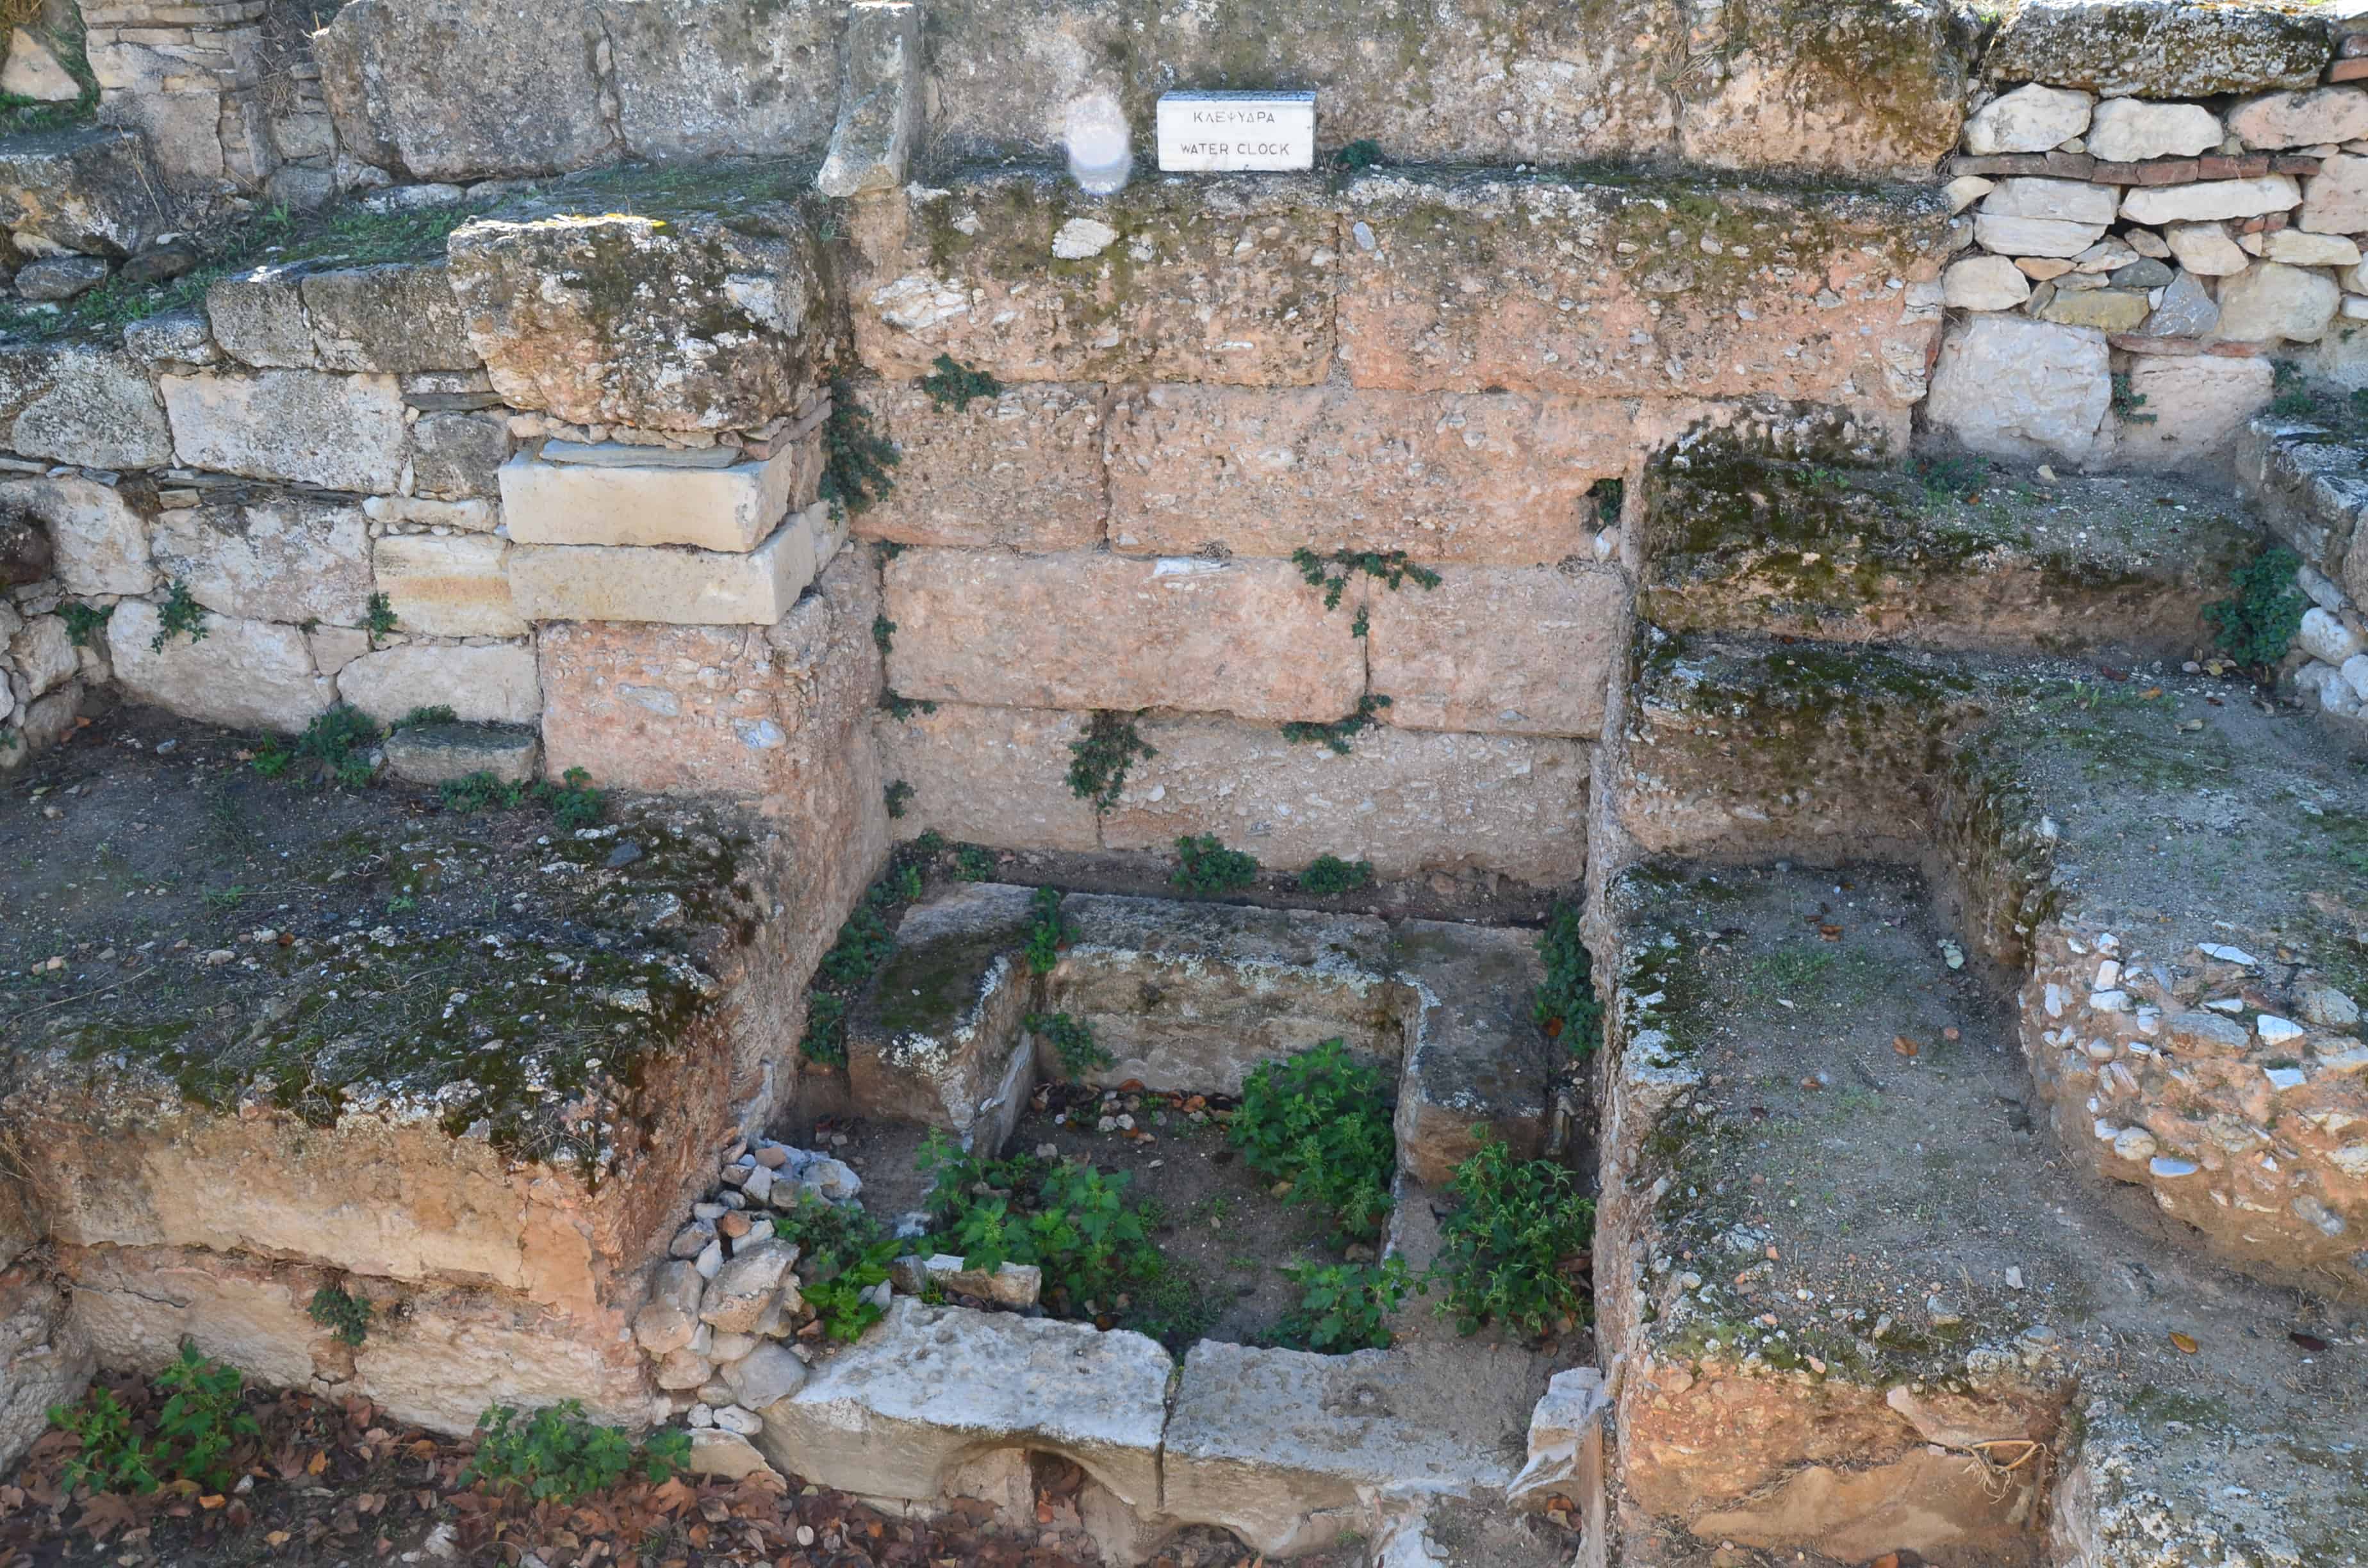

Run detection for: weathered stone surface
[[850, 380, 1107, 553], [686, 1428, 775, 1480], [2085, 97, 2221, 161], [2230, 87, 2368, 151], [1104, 385, 1621, 566], [0, 343, 174, 470], [10, 614, 74, 699], [850, 171, 1335, 388], [108, 602, 333, 731], [2216, 260, 2340, 343], [701, 1239, 799, 1334], [152, 493, 373, 627], [1337, 172, 1945, 406], [2119, 175, 2301, 225], [1164, 1341, 1542, 1556], [0, 513, 51, 587], [315, 0, 619, 180], [1, 29, 79, 102], [593, 0, 841, 163], [537, 545, 882, 796], [1943, 254, 2032, 310], [757, 1300, 1171, 1509], [2301, 154, 2368, 234], [302, 262, 480, 375], [382, 721, 539, 787], [2165, 220, 2250, 276], [449, 202, 825, 432], [499, 438, 819, 552], [0, 127, 166, 257], [0, 475, 152, 595], [206, 265, 318, 370], [509, 505, 841, 626], [122, 309, 222, 369], [17, 256, 109, 302], [1365, 566, 1625, 738], [0, 1273, 92, 1478], [2030, 281, 2151, 331], [336, 643, 540, 726], [373, 534, 522, 639], [411, 412, 511, 501], [869, 703, 1101, 853], [1984, 176, 2119, 225], [1923, 315, 2110, 464], [818, 1, 919, 199], [1973, 213, 2108, 257], [2141, 267, 2221, 339], [1101, 716, 1590, 883], [160, 371, 409, 491], [848, 884, 1040, 1154], [1394, 921, 1557, 1188], [2258, 231, 2361, 267], [1982, 0, 2330, 97], [1964, 85, 2093, 155], [2115, 356, 2274, 468], [882, 550, 1363, 724]]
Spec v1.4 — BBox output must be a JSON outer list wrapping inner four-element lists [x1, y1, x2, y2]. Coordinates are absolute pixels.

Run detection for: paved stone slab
[[1392, 921, 1556, 1188], [817, 0, 920, 198], [301, 261, 481, 375], [336, 643, 540, 727], [498, 436, 821, 551], [593, 0, 841, 163], [1982, 0, 2330, 96], [509, 504, 841, 625], [0, 127, 167, 256], [1365, 566, 1624, 738]]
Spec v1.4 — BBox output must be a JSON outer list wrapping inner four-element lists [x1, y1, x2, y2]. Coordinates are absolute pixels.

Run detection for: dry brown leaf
[[1893, 1035, 1920, 1058], [2169, 1330, 2199, 1353]]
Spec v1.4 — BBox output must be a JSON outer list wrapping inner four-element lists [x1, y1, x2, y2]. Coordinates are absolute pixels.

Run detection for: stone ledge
[[498, 436, 822, 552]]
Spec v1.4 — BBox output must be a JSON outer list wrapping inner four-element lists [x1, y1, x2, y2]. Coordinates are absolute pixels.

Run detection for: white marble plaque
[[1156, 91, 1316, 172]]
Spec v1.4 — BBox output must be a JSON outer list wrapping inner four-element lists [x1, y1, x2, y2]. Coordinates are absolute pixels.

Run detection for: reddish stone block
[[2132, 159, 2201, 185]]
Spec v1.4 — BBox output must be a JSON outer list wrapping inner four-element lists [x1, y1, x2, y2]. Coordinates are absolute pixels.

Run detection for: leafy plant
[[252, 702, 380, 788], [1290, 547, 1441, 612], [1027, 1010, 1114, 1076], [1067, 710, 1155, 813], [1023, 885, 1072, 974], [1231, 1039, 1395, 1243], [799, 842, 936, 1063], [398, 704, 459, 729], [881, 690, 937, 721], [1172, 834, 1258, 896], [151, 580, 209, 653], [363, 591, 398, 648], [1533, 901, 1602, 1055], [1909, 453, 1989, 505], [773, 1195, 900, 1342], [306, 1284, 374, 1346], [49, 1387, 159, 1495], [461, 1400, 690, 1504], [1335, 138, 1384, 172], [2271, 359, 2317, 418], [917, 1135, 1169, 1320], [885, 778, 916, 819], [50, 1343, 259, 1496], [955, 844, 996, 882], [2110, 370, 2157, 426], [1274, 1256, 1413, 1353], [1428, 1136, 1592, 1337], [1297, 854, 1374, 896], [821, 379, 900, 519], [59, 600, 113, 648], [919, 353, 1003, 412], [1589, 476, 1625, 529], [543, 765, 605, 830], [2203, 544, 2306, 671], [872, 613, 896, 654], [1281, 694, 1392, 755], [440, 770, 528, 813]]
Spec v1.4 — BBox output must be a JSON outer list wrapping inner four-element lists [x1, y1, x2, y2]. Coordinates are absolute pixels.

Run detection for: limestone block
[[1104, 385, 1623, 566], [1100, 716, 1590, 884], [373, 534, 522, 638], [847, 884, 1040, 1154], [108, 601, 333, 731], [593, 0, 841, 163], [2301, 155, 2368, 235], [2030, 282, 2151, 331], [0, 127, 167, 256], [2085, 99, 2221, 162], [1045, 895, 1401, 1097], [152, 492, 372, 627], [313, 0, 618, 180], [1, 29, 78, 102], [123, 309, 222, 368], [756, 1300, 1172, 1509], [2230, 88, 2368, 151], [1163, 1341, 1540, 1556], [450, 205, 826, 433], [882, 550, 1363, 723], [1923, 316, 2110, 464], [848, 170, 1336, 387], [2116, 357, 2274, 469], [336, 642, 541, 726], [411, 412, 509, 501], [10, 614, 73, 698], [686, 1428, 775, 1480], [537, 545, 883, 794], [2140, 270, 2219, 338], [1336, 172, 1945, 406], [1985, 177, 2119, 225], [818, 1, 919, 199], [0, 342, 174, 470], [1393, 920, 1560, 1188], [850, 380, 1107, 553], [1, 1273, 90, 1476], [1942, 255, 2032, 311], [0, 514, 51, 587], [1965, 86, 2094, 155], [160, 370, 409, 491], [2216, 261, 2340, 343], [0, 475, 152, 594], [508, 504, 839, 626], [869, 702, 1101, 852], [207, 264, 319, 369], [499, 438, 820, 552], [382, 721, 539, 787], [2260, 231, 2362, 268], [1365, 566, 1625, 738], [2166, 222, 2250, 277], [1982, 0, 2330, 97], [2118, 176, 2302, 226], [301, 261, 479, 374], [1973, 213, 2108, 258]]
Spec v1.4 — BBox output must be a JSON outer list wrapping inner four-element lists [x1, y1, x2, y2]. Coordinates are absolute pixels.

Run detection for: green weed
[[1281, 694, 1392, 755], [395, 705, 459, 729], [151, 580, 209, 653], [1067, 710, 1155, 813], [917, 1134, 1173, 1328], [363, 591, 397, 648], [1026, 1010, 1114, 1077], [1274, 1256, 1412, 1353], [919, 353, 1003, 411], [1231, 1039, 1395, 1243], [1297, 854, 1374, 895], [1429, 1136, 1592, 1337], [439, 770, 530, 814], [821, 380, 899, 518], [1590, 476, 1625, 529], [955, 844, 996, 882], [773, 1196, 901, 1342], [49, 1343, 258, 1496], [885, 778, 916, 819], [1023, 886, 1072, 974], [1172, 834, 1258, 896], [2111, 370, 2157, 426], [59, 600, 113, 648], [2203, 544, 2306, 671], [461, 1400, 690, 1504], [306, 1284, 374, 1347], [1290, 547, 1441, 611], [880, 690, 937, 721], [1533, 902, 1602, 1056], [251, 703, 380, 789], [1335, 139, 1384, 172]]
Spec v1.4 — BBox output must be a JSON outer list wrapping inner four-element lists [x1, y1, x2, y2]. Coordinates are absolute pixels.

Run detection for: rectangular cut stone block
[[151, 491, 374, 628], [336, 643, 541, 726], [373, 534, 523, 639], [847, 883, 1040, 1154], [107, 601, 333, 732], [594, 0, 843, 163], [848, 170, 1336, 387], [1392, 921, 1556, 1188], [300, 261, 481, 375], [850, 380, 1108, 552], [1337, 172, 1947, 407], [498, 436, 821, 551], [0, 342, 176, 470], [1106, 384, 1632, 564], [1100, 716, 1589, 884], [160, 370, 410, 491], [869, 702, 1102, 853], [882, 550, 1362, 723], [1365, 565, 1627, 737], [509, 505, 842, 626]]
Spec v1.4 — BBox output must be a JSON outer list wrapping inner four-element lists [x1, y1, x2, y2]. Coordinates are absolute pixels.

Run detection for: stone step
[[381, 719, 539, 786]]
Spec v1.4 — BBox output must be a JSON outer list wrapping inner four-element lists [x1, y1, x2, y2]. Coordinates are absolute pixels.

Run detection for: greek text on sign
[[1156, 91, 1316, 172]]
